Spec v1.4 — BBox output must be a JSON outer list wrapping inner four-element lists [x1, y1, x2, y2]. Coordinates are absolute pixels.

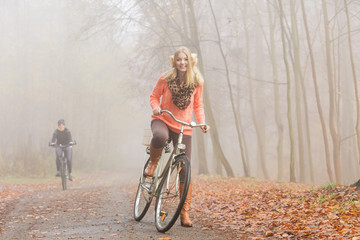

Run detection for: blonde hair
[[163, 47, 204, 87]]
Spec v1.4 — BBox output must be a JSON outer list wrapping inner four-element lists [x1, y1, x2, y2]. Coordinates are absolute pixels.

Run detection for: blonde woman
[[144, 46, 209, 227]]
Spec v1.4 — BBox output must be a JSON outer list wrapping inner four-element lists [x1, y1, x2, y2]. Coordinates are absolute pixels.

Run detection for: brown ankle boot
[[180, 183, 193, 227], [144, 145, 163, 177]]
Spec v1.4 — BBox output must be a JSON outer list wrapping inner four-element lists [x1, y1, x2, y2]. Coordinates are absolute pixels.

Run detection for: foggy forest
[[1, 0, 360, 186]]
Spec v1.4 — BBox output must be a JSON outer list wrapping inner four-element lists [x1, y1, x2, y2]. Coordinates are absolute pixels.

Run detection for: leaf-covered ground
[[191, 176, 360, 239], [1, 174, 360, 239], [0, 182, 58, 230], [0, 171, 236, 239]]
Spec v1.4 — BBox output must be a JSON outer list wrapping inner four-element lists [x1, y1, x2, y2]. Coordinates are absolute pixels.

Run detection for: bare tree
[[344, 0, 360, 165], [343, 0, 360, 187], [207, 0, 249, 177], [187, 0, 235, 177], [243, 1, 269, 179], [322, 0, 342, 183], [300, 0, 334, 182], [266, 0, 285, 181], [278, 0, 296, 182], [289, 0, 306, 182]]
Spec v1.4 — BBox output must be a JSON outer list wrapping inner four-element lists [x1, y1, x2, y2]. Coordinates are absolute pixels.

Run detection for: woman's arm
[[51, 130, 57, 144], [67, 130, 73, 143], [193, 85, 205, 124], [150, 76, 166, 114], [193, 85, 209, 133]]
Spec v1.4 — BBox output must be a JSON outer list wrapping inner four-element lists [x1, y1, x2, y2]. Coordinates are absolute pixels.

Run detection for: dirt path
[[0, 169, 235, 240]]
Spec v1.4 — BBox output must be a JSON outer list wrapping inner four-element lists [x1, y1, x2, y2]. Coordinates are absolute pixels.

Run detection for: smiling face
[[174, 51, 188, 74]]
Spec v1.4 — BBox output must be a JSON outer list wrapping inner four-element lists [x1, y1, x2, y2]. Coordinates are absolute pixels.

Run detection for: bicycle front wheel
[[155, 155, 190, 233], [134, 158, 153, 221]]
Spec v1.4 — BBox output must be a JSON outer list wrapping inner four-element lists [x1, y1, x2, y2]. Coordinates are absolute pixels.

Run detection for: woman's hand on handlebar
[[153, 107, 161, 116], [156, 110, 209, 132], [200, 125, 210, 133]]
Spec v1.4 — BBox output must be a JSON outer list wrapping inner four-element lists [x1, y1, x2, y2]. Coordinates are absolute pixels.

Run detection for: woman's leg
[[65, 147, 73, 180], [144, 119, 169, 176], [150, 119, 169, 148], [55, 148, 61, 176]]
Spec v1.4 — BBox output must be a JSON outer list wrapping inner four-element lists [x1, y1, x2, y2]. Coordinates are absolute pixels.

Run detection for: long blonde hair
[[163, 47, 204, 88]]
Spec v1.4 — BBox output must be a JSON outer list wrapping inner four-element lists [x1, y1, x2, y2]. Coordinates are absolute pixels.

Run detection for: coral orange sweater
[[150, 75, 205, 136]]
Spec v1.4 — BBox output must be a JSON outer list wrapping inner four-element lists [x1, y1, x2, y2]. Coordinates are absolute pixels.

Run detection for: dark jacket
[[51, 128, 73, 145]]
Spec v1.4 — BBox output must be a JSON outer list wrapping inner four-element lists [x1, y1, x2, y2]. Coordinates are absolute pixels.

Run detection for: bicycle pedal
[[164, 144, 171, 153]]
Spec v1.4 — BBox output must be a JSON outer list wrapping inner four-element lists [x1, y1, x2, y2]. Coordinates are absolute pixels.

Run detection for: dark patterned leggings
[[151, 119, 192, 183]]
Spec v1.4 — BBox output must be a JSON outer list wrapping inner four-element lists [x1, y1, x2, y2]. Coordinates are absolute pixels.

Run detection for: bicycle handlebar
[[160, 110, 207, 129], [49, 141, 77, 148]]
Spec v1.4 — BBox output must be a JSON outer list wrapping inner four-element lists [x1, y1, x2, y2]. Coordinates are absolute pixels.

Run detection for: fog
[[1, 0, 360, 186], [0, 1, 147, 177]]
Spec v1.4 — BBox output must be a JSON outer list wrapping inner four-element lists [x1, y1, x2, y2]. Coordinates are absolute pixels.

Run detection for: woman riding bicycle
[[145, 46, 209, 227]]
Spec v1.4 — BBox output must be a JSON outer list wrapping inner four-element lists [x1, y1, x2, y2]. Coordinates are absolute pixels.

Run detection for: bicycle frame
[[49, 141, 76, 190], [59, 148, 66, 160], [134, 110, 208, 230], [57, 144, 72, 164]]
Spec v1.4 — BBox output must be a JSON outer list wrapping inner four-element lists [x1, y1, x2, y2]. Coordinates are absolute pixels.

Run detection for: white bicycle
[[133, 110, 207, 232]]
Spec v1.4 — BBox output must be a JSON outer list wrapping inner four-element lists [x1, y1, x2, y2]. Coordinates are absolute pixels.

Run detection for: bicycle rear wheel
[[134, 158, 153, 221], [60, 158, 67, 190], [155, 155, 190, 232]]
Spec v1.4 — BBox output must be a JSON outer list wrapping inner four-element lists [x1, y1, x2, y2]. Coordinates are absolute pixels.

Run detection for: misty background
[[1, 0, 360, 186]]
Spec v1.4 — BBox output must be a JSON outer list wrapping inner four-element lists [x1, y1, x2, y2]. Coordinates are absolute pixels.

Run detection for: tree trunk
[[278, 0, 296, 182], [195, 128, 209, 174], [266, 0, 284, 181], [344, 0, 360, 166], [290, 0, 306, 183], [322, 0, 342, 183], [175, 0, 209, 175], [300, 0, 334, 182], [243, 1, 269, 179], [235, 15, 250, 177], [207, 0, 249, 177], [350, 179, 360, 191]]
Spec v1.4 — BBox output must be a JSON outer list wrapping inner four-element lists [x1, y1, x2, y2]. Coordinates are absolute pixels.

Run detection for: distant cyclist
[[50, 119, 74, 181]]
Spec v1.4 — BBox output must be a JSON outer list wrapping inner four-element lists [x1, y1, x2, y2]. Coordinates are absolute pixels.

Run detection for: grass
[[321, 182, 337, 189], [0, 175, 56, 184], [0, 170, 88, 184]]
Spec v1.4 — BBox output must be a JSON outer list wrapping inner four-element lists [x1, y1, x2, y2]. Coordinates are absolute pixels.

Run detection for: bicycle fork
[[164, 154, 183, 196]]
